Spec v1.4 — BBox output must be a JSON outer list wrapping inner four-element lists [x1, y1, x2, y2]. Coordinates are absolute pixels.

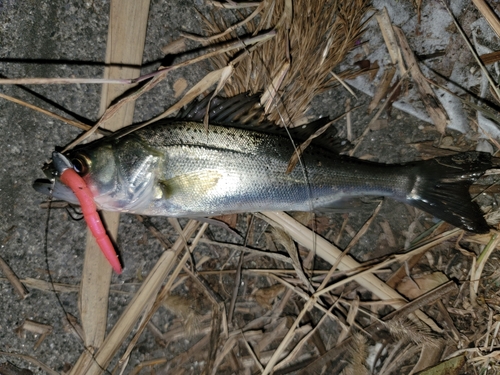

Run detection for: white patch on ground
[[341, 0, 500, 149], [366, 342, 384, 371]]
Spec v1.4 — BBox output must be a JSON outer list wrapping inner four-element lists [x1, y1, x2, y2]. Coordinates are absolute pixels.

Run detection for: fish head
[[33, 137, 162, 212], [33, 145, 113, 206]]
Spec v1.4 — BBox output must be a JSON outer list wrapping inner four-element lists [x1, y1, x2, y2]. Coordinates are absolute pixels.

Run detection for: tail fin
[[405, 152, 494, 233]]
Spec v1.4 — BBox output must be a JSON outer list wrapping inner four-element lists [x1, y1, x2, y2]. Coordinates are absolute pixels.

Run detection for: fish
[[34, 94, 495, 234]]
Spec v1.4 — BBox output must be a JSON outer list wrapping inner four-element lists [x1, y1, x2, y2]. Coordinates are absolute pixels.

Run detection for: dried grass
[[162, 294, 203, 337], [4, 0, 500, 374], [343, 334, 369, 375], [205, 0, 371, 126], [384, 318, 439, 347]]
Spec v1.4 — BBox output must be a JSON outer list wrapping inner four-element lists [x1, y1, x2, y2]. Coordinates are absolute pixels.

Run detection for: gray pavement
[[0, 1, 449, 374]]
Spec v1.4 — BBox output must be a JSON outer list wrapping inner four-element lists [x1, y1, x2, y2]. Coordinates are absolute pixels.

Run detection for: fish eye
[[70, 153, 91, 176]]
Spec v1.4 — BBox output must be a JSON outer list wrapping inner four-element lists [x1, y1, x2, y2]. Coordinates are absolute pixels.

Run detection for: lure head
[[33, 136, 163, 212], [33, 152, 80, 205]]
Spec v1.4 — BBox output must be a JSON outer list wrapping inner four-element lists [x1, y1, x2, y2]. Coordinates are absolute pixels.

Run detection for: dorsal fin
[[178, 92, 262, 124], [178, 92, 350, 153]]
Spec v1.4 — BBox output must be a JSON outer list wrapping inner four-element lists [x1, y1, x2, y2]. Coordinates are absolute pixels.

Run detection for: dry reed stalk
[[70, 220, 200, 375], [274, 302, 336, 370], [472, 0, 500, 39], [380, 343, 421, 375], [16, 319, 53, 350], [470, 232, 500, 306], [270, 227, 314, 292], [376, 7, 405, 75], [262, 212, 454, 332], [11, 278, 79, 293], [241, 333, 265, 371], [261, 291, 316, 374], [253, 317, 290, 353], [114, 223, 210, 374], [266, 273, 344, 324], [74, 4, 151, 374], [0, 256, 29, 299], [337, 297, 360, 344], [349, 74, 406, 156], [211, 1, 261, 9], [129, 358, 168, 375], [0, 77, 128, 85], [410, 342, 445, 374], [314, 201, 383, 295], [186, 2, 265, 43], [0, 92, 99, 133], [480, 50, 500, 65], [330, 70, 358, 98], [345, 97, 353, 140], [367, 66, 396, 113]]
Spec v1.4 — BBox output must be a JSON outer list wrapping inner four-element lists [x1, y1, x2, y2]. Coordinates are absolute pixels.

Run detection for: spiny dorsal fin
[[178, 92, 350, 153]]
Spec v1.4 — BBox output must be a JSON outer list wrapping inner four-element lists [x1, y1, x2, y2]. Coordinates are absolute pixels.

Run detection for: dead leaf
[[397, 272, 449, 300], [414, 354, 465, 375], [254, 284, 286, 309], [368, 118, 389, 131], [212, 214, 238, 229], [393, 26, 449, 134], [161, 37, 187, 55], [379, 220, 396, 248], [376, 7, 405, 74], [368, 66, 396, 113], [173, 78, 188, 98]]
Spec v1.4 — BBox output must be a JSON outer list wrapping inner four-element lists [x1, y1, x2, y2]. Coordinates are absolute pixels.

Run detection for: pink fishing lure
[[57, 159, 122, 274]]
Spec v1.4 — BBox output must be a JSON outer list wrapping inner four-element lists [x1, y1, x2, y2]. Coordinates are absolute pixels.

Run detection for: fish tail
[[405, 152, 495, 233]]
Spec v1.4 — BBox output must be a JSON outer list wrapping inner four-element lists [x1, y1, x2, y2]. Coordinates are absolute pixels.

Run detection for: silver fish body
[[35, 119, 494, 233], [67, 121, 411, 214]]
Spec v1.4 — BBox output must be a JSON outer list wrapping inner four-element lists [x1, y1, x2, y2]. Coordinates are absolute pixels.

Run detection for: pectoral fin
[[159, 170, 222, 198]]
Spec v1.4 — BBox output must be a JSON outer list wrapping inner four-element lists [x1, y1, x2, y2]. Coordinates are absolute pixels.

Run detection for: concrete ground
[[0, 1, 214, 371], [0, 0, 490, 374]]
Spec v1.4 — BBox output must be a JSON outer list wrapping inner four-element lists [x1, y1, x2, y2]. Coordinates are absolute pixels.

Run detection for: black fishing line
[[43, 193, 110, 374]]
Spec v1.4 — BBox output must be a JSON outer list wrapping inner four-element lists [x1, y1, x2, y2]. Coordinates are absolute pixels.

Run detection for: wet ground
[[1, 1, 497, 374]]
